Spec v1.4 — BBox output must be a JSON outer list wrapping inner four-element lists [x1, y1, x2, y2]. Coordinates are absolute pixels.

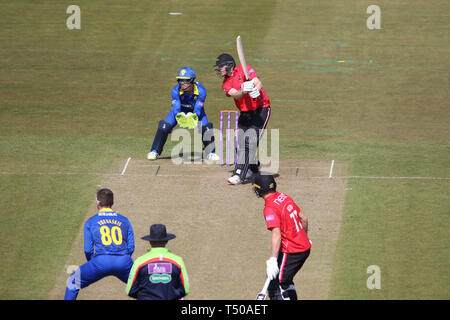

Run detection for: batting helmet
[[215, 53, 235, 74], [253, 174, 277, 197]]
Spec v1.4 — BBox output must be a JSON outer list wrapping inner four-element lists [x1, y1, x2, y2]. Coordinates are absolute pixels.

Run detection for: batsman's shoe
[[206, 153, 220, 161], [147, 150, 159, 160], [227, 175, 242, 185]]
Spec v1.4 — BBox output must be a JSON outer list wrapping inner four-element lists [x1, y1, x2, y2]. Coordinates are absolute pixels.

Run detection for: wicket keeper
[[215, 54, 271, 184], [147, 67, 219, 161]]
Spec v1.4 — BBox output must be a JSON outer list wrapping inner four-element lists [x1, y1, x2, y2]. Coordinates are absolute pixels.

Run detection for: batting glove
[[249, 87, 260, 98], [242, 80, 255, 92], [266, 257, 279, 280]]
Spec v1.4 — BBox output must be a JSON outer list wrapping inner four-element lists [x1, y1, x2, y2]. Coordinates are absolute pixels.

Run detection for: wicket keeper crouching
[[147, 67, 219, 161], [253, 174, 311, 300]]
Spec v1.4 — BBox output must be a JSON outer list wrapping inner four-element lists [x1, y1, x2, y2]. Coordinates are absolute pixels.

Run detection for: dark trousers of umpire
[[233, 106, 271, 180], [268, 249, 310, 300]]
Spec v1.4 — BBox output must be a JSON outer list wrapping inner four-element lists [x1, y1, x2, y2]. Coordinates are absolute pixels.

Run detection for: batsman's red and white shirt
[[222, 65, 270, 112], [264, 192, 311, 253]]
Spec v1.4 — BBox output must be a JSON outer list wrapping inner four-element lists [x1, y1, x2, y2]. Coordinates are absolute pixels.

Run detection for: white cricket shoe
[[227, 175, 242, 185], [206, 153, 220, 161], [147, 150, 159, 160]]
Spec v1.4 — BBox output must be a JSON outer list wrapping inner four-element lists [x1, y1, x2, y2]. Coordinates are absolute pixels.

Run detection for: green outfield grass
[[0, 0, 448, 299]]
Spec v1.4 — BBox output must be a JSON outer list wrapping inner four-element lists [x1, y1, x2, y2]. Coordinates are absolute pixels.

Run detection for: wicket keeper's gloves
[[185, 112, 198, 129], [176, 112, 188, 128], [266, 257, 279, 280]]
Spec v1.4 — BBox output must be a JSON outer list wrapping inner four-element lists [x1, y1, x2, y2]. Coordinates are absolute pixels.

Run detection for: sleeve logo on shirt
[[266, 215, 275, 221]]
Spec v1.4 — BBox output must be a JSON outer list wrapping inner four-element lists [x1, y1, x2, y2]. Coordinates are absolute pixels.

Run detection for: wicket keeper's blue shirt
[[83, 208, 135, 261], [171, 82, 206, 117]]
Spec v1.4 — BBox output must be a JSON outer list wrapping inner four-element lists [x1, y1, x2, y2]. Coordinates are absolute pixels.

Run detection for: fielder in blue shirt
[[64, 188, 135, 300], [147, 67, 219, 161]]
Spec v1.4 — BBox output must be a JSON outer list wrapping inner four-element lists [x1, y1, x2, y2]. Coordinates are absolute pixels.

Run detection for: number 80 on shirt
[[100, 225, 123, 245]]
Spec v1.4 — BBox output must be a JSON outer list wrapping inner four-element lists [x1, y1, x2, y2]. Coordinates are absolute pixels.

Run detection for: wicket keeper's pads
[[202, 122, 215, 152], [151, 120, 172, 154]]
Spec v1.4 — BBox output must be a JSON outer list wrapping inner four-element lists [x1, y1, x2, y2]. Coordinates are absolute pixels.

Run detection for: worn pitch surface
[[50, 159, 346, 300]]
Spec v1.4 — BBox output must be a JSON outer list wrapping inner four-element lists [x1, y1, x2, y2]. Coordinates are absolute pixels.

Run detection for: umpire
[[126, 224, 190, 300]]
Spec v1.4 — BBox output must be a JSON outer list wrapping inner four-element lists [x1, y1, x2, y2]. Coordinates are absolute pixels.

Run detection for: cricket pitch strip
[[50, 158, 347, 300]]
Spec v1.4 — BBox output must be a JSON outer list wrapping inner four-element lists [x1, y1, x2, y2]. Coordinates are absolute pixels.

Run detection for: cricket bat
[[236, 35, 249, 80], [237, 35, 258, 100], [256, 277, 271, 300]]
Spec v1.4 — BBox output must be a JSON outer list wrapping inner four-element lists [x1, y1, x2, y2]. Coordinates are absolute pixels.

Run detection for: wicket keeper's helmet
[[215, 53, 235, 74], [176, 67, 196, 83], [253, 174, 277, 197]]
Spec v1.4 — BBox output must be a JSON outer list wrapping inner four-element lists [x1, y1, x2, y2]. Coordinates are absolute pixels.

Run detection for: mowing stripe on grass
[[345, 176, 450, 181], [0, 171, 449, 181]]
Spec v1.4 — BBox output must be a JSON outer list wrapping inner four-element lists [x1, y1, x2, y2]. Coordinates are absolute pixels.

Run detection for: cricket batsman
[[215, 53, 271, 185], [147, 67, 219, 161], [253, 174, 311, 300]]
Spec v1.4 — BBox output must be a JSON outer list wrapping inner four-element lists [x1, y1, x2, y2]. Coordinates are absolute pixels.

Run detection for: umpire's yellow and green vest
[[126, 247, 189, 300]]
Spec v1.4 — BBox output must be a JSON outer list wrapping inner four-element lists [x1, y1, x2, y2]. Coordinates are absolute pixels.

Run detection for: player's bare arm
[[228, 77, 262, 99], [252, 77, 263, 91], [300, 213, 309, 234], [227, 87, 245, 100], [270, 227, 282, 258]]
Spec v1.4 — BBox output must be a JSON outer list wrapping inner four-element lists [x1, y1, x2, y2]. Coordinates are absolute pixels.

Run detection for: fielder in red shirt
[[253, 174, 311, 300], [215, 53, 271, 185]]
